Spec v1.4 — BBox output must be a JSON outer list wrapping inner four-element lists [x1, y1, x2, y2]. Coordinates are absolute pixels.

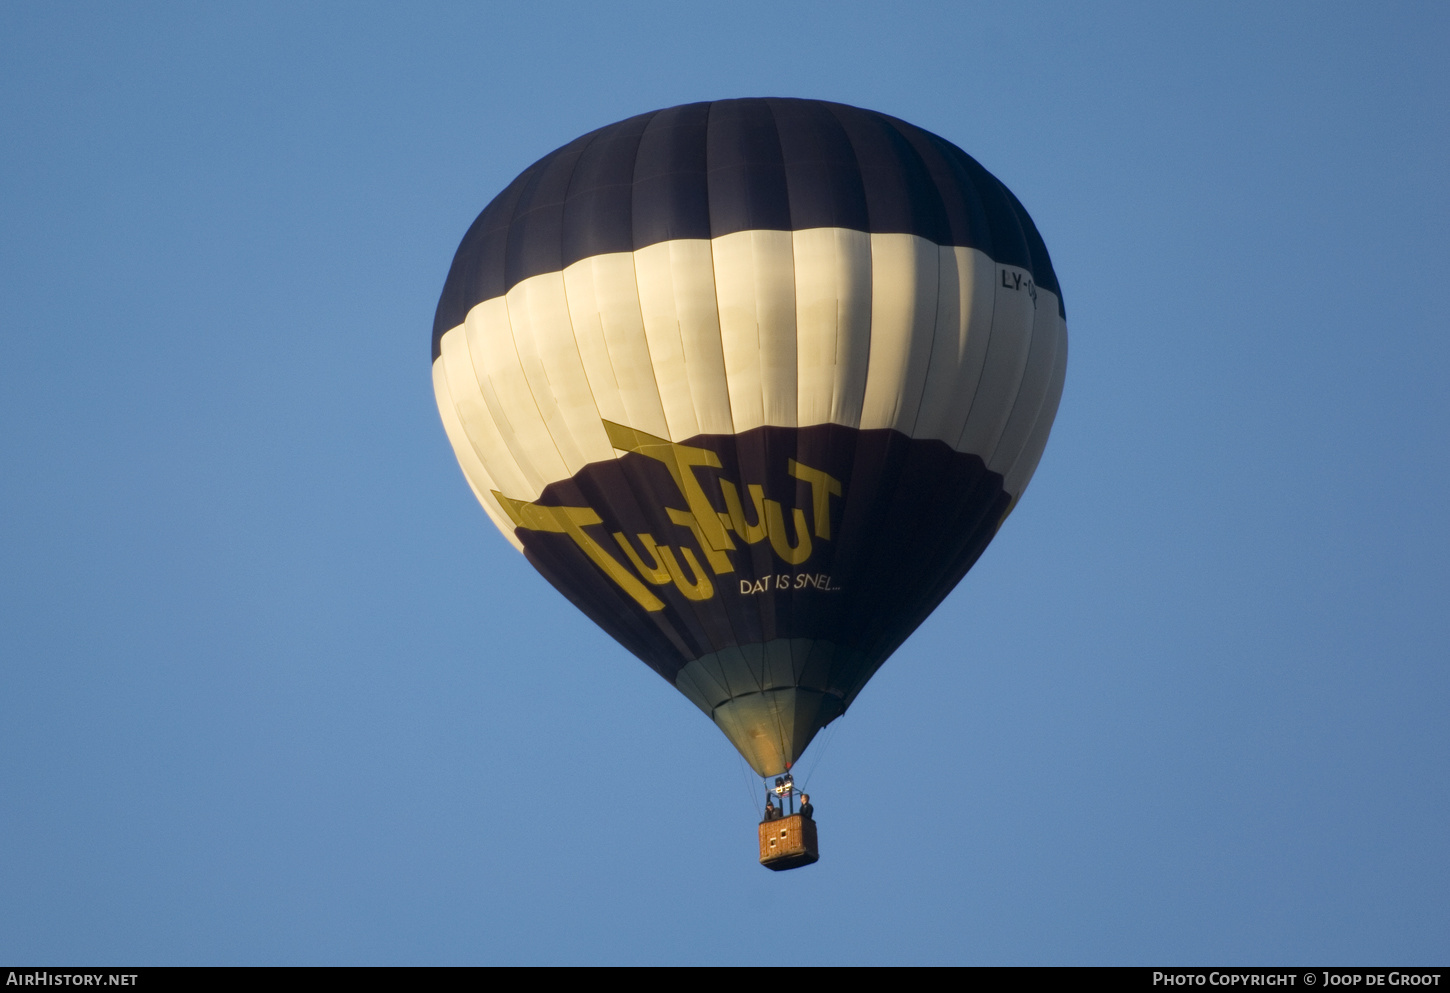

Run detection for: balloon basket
[[758, 814, 819, 871]]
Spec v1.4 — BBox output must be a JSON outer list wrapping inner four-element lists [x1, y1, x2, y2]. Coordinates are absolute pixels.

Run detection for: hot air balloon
[[431, 99, 1065, 867]]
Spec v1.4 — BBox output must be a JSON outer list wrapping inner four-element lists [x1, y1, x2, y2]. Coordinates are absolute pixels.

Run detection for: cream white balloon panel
[[434, 228, 1064, 529]]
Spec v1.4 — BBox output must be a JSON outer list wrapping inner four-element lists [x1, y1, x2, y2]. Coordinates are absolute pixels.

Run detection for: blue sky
[[2, 1, 1446, 965]]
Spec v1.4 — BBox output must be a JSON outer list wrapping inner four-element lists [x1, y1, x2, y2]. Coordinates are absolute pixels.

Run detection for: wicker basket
[[758, 814, 819, 871]]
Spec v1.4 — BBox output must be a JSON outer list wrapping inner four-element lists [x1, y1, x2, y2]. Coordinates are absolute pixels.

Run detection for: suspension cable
[[798, 719, 841, 794], [736, 753, 762, 818]]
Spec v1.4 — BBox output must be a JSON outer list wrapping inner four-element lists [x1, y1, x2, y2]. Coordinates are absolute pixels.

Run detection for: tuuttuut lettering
[[495, 421, 845, 612]]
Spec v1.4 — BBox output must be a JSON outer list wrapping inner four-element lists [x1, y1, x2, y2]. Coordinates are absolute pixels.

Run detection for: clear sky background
[[2, 1, 1446, 966]]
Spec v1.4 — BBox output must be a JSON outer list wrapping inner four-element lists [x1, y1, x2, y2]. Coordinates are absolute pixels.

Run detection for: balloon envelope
[[432, 99, 1066, 776]]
